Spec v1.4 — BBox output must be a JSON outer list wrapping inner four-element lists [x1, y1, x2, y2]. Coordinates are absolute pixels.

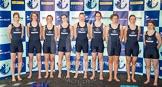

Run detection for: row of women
[[7, 11, 161, 86]]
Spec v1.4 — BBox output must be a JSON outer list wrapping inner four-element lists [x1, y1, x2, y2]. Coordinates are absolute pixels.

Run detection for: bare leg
[[144, 58, 151, 84], [132, 56, 137, 82], [17, 52, 23, 81], [83, 53, 88, 79], [36, 53, 42, 79], [108, 56, 113, 82], [11, 53, 16, 81], [74, 52, 80, 78], [65, 52, 71, 78], [58, 52, 63, 78], [27, 53, 33, 79], [90, 53, 96, 80], [126, 56, 131, 82], [152, 59, 159, 86], [98, 53, 104, 80], [114, 56, 120, 82], [49, 54, 55, 78], [44, 53, 49, 78]]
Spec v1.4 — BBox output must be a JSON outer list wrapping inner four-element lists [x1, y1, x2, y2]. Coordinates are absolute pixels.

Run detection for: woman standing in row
[[143, 20, 161, 86], [124, 15, 141, 82], [106, 14, 123, 82], [7, 12, 24, 81], [43, 15, 57, 78]]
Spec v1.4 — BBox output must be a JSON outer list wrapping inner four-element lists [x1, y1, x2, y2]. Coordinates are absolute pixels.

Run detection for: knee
[[132, 61, 136, 66], [18, 58, 22, 63], [146, 64, 151, 69]]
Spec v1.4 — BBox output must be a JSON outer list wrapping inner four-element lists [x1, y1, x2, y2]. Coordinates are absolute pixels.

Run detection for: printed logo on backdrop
[[99, 0, 113, 11], [0, 11, 11, 27], [0, 0, 9, 9], [27, 0, 38, 9], [133, 58, 143, 74], [70, 0, 84, 11], [40, 0, 55, 11], [159, 60, 162, 77], [55, 0, 69, 11], [144, 11, 159, 26], [146, 0, 158, 8], [11, 0, 25, 10], [129, 0, 144, 11], [86, 0, 97, 9], [0, 44, 10, 60], [57, 0, 68, 9], [27, 57, 38, 70], [0, 62, 10, 75], [118, 58, 126, 69], [26, 0, 40, 11], [115, 0, 127, 9]]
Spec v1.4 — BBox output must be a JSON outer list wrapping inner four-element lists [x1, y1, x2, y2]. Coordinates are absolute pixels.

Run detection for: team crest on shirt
[[96, 28, 100, 32], [112, 30, 117, 33], [0, 0, 9, 9], [63, 29, 66, 32], [48, 31, 52, 34], [80, 28, 85, 32], [147, 37, 152, 41], [147, 0, 158, 8], [33, 28, 37, 31], [131, 31, 136, 35], [16, 28, 20, 32]]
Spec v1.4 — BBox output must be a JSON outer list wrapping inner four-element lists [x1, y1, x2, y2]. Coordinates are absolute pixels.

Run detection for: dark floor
[[0, 72, 162, 87]]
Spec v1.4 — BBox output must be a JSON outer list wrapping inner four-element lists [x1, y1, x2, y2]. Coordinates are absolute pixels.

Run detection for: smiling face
[[111, 16, 118, 23], [61, 15, 68, 23], [31, 13, 38, 21], [13, 14, 20, 22], [79, 14, 86, 22], [46, 15, 53, 24], [95, 13, 102, 21], [148, 22, 155, 30], [129, 16, 136, 24]]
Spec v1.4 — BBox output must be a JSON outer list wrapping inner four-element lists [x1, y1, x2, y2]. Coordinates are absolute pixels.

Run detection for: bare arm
[[70, 25, 74, 41], [102, 24, 106, 41], [87, 23, 91, 40], [89, 24, 93, 40], [123, 26, 128, 43], [42, 26, 46, 40], [73, 23, 77, 39], [105, 25, 109, 44], [54, 26, 57, 41], [156, 32, 161, 49], [137, 26, 141, 41], [27, 23, 30, 38], [120, 25, 124, 42], [7, 24, 12, 42], [143, 32, 146, 46], [39, 22, 43, 39], [57, 25, 60, 40], [21, 24, 24, 39]]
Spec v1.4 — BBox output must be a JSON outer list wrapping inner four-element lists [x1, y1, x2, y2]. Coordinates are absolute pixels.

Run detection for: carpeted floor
[[0, 72, 162, 87]]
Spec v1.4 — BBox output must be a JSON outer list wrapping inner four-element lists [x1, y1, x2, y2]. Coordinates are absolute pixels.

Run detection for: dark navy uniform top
[[145, 31, 157, 48], [45, 25, 55, 41], [108, 24, 120, 43], [126, 25, 138, 44], [29, 22, 40, 41], [59, 24, 70, 40], [76, 22, 88, 40], [92, 23, 103, 40], [11, 24, 22, 40]]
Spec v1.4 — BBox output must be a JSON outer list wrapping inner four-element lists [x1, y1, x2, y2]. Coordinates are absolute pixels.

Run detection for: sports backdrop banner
[[0, 0, 162, 79]]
